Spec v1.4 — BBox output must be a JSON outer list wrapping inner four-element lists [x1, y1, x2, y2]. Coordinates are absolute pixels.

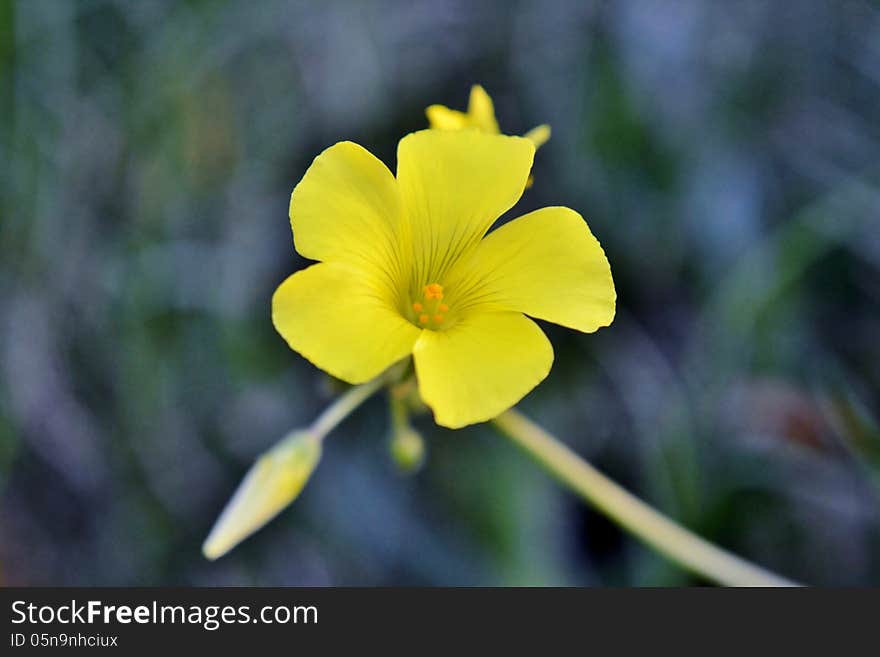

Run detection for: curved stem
[[493, 408, 799, 587], [310, 363, 405, 440], [309, 377, 385, 440]]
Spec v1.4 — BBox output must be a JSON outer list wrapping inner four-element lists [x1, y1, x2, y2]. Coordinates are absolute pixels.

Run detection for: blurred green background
[[1, 0, 879, 586]]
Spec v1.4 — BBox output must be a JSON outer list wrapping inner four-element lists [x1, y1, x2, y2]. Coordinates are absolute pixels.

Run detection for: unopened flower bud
[[202, 430, 321, 560], [390, 424, 425, 473]]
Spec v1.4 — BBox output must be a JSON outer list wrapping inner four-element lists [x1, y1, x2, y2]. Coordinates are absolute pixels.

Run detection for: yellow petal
[[522, 125, 550, 187], [202, 430, 321, 560], [467, 84, 500, 133], [425, 104, 469, 131], [413, 311, 553, 428], [523, 124, 551, 148], [272, 262, 421, 383], [452, 207, 615, 333], [289, 141, 406, 285], [396, 129, 534, 284]]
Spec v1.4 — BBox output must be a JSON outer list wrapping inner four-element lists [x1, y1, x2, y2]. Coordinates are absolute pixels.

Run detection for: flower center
[[411, 283, 450, 328]]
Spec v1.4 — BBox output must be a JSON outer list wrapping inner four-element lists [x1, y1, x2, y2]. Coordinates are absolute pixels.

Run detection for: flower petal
[[467, 84, 500, 133], [289, 141, 405, 286], [396, 130, 534, 285], [413, 311, 553, 428], [451, 207, 615, 332], [425, 104, 469, 131], [272, 263, 421, 383], [523, 124, 551, 148]]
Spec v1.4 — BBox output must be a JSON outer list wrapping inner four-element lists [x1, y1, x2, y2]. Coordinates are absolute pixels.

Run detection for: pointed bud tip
[[201, 537, 224, 561]]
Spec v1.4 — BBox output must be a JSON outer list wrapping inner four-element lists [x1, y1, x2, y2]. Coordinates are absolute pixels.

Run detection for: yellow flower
[[426, 84, 551, 149], [273, 130, 615, 428]]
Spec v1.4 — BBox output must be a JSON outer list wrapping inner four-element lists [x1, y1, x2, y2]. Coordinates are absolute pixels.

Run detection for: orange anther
[[439, 303, 449, 312], [424, 283, 444, 300], [419, 314, 429, 325], [433, 314, 444, 324], [412, 302, 423, 312]]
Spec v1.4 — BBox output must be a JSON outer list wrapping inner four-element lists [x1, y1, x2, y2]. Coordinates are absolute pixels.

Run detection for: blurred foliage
[[1, 0, 879, 585]]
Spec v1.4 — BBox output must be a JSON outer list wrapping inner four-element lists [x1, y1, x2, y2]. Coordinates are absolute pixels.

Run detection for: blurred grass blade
[[202, 430, 322, 560]]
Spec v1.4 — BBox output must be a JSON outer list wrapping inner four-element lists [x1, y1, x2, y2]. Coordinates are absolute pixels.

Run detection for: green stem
[[309, 368, 399, 441], [309, 378, 380, 440], [493, 408, 799, 587]]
